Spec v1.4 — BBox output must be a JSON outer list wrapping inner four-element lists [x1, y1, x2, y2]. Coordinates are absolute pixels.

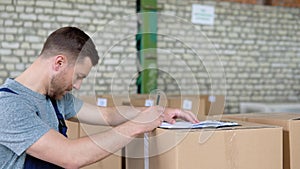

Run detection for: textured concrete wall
[[1, 0, 299, 113]]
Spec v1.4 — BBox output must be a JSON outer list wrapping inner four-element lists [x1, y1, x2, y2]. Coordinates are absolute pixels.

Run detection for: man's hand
[[162, 108, 199, 124], [130, 106, 165, 134]]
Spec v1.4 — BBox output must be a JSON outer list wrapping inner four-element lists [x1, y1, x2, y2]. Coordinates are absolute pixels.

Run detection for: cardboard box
[[128, 94, 168, 107], [66, 120, 79, 139], [126, 120, 282, 169], [78, 95, 123, 169], [167, 95, 206, 118], [79, 94, 130, 107], [167, 95, 225, 117], [105, 94, 225, 117], [79, 95, 98, 105], [224, 112, 300, 169], [80, 123, 123, 169], [203, 95, 225, 115], [66, 121, 122, 169]]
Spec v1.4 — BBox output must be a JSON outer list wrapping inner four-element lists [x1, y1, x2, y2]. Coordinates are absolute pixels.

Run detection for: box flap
[[223, 113, 300, 131]]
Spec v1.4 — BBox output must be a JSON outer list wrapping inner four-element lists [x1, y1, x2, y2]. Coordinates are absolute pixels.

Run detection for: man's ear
[[53, 55, 67, 71]]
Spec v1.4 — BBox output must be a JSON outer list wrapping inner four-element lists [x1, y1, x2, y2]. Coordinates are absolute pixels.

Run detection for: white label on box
[[97, 98, 107, 107], [182, 99, 193, 110], [145, 99, 154, 107], [209, 95, 216, 102]]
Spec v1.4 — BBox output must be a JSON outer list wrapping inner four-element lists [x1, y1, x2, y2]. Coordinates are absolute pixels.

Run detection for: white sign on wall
[[191, 4, 215, 25]]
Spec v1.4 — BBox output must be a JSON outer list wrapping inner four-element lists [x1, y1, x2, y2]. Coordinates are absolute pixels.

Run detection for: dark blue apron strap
[[50, 99, 68, 137], [0, 88, 18, 95], [24, 155, 63, 169]]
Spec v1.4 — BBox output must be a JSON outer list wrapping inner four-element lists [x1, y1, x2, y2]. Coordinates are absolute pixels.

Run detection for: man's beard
[[49, 73, 68, 100]]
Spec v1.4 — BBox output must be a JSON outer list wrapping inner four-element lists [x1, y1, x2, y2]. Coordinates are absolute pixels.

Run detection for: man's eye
[[73, 76, 80, 81], [78, 76, 84, 80]]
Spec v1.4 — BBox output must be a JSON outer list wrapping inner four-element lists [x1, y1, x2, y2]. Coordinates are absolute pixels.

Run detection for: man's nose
[[73, 80, 82, 90]]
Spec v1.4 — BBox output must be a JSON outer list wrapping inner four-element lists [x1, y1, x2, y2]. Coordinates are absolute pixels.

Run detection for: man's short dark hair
[[40, 26, 99, 66]]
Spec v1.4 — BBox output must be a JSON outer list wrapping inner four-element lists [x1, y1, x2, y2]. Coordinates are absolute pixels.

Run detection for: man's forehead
[[74, 57, 93, 73]]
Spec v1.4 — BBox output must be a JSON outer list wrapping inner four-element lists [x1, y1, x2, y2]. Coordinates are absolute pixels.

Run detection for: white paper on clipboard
[[159, 120, 239, 129]]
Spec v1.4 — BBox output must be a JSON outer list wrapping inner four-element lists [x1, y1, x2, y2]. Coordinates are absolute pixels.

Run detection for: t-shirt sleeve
[[61, 93, 83, 120], [0, 96, 51, 156]]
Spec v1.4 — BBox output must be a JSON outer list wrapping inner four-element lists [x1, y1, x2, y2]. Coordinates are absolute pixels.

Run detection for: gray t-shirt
[[0, 78, 83, 169]]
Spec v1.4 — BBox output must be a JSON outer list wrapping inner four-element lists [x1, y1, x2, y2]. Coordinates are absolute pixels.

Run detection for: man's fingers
[[180, 110, 199, 123]]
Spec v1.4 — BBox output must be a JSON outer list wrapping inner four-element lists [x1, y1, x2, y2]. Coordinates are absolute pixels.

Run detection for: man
[[0, 27, 199, 168]]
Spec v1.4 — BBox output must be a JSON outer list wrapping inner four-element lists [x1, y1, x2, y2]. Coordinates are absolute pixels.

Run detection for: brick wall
[[1, 0, 299, 113], [155, 1, 300, 113]]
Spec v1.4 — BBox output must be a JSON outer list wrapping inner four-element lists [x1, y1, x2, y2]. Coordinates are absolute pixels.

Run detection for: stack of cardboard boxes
[[65, 94, 298, 169]]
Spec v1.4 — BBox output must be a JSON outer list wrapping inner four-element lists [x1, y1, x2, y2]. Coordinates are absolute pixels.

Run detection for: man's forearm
[[99, 106, 147, 126], [27, 120, 143, 169], [67, 121, 141, 168], [75, 102, 145, 126]]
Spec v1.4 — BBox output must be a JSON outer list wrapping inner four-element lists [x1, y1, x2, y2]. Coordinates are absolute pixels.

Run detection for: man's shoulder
[[0, 78, 21, 95], [0, 84, 36, 114]]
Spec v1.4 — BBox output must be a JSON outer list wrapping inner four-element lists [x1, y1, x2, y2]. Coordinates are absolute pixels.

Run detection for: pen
[[156, 93, 160, 106]]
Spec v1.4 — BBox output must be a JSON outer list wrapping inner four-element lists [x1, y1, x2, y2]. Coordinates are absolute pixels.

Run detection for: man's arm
[[26, 106, 164, 169], [70, 102, 199, 126], [69, 102, 145, 126]]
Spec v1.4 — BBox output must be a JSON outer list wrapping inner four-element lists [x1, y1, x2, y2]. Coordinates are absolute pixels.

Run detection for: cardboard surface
[[79, 95, 98, 105], [98, 94, 225, 118], [126, 120, 282, 169], [224, 112, 300, 169], [79, 95, 130, 107], [65, 120, 122, 169], [167, 95, 205, 118], [128, 94, 168, 107], [203, 95, 225, 115], [167, 95, 225, 117], [80, 123, 122, 169], [78, 95, 123, 169], [65, 120, 79, 139]]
